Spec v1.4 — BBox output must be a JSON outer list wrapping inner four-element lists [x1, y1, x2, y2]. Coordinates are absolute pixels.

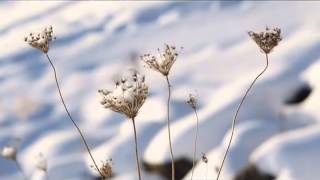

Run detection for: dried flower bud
[[201, 152, 208, 164], [248, 27, 282, 54], [92, 159, 112, 179], [1, 145, 17, 160], [141, 44, 180, 76], [187, 93, 197, 109], [36, 153, 47, 172], [98, 70, 148, 119], [24, 25, 55, 53], [100, 159, 112, 179]]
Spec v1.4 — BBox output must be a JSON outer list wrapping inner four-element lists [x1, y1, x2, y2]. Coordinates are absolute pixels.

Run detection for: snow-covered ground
[[1, 1, 320, 180]]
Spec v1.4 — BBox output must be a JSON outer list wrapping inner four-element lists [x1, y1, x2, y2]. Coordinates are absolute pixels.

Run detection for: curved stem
[[216, 53, 269, 180], [44, 53, 103, 178], [165, 75, 175, 180], [131, 118, 142, 180], [190, 108, 199, 180], [14, 160, 28, 180]]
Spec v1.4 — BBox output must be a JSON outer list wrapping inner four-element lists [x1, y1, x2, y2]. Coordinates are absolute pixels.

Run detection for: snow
[[1, 1, 320, 180]]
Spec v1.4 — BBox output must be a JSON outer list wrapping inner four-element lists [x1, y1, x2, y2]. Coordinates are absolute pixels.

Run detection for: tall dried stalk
[[216, 53, 269, 180], [190, 107, 199, 180], [44, 53, 103, 178], [131, 118, 142, 180], [165, 75, 175, 180]]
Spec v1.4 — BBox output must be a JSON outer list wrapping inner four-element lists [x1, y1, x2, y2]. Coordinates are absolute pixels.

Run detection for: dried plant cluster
[[187, 93, 198, 109], [141, 44, 179, 76], [248, 27, 282, 54], [24, 25, 55, 53], [98, 71, 148, 119], [2, 25, 283, 180], [100, 159, 113, 179]]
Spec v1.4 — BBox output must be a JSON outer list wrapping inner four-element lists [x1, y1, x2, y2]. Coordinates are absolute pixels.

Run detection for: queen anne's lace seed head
[[98, 70, 148, 119], [24, 25, 55, 53], [187, 93, 198, 109], [141, 44, 179, 76], [248, 27, 282, 54]]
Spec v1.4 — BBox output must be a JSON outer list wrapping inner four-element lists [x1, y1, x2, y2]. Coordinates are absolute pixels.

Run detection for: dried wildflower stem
[[216, 53, 269, 180], [190, 108, 199, 180], [44, 53, 103, 178], [165, 75, 175, 180], [14, 160, 28, 180], [131, 118, 142, 180]]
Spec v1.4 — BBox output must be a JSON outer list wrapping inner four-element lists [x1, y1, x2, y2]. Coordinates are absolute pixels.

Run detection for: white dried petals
[[24, 25, 55, 53], [98, 70, 148, 119], [248, 27, 282, 54], [141, 44, 179, 76]]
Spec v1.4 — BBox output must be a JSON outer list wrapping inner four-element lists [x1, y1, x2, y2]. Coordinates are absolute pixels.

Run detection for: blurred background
[[1, 1, 320, 180]]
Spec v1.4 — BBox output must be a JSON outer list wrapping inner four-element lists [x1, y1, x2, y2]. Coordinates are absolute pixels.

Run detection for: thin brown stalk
[[131, 118, 142, 180], [14, 160, 28, 180], [216, 53, 269, 180], [44, 53, 103, 178], [165, 75, 175, 180], [190, 108, 199, 180]]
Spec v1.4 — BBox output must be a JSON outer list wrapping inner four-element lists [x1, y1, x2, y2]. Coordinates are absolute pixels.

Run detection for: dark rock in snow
[[234, 164, 275, 180], [285, 83, 312, 105], [143, 158, 193, 180]]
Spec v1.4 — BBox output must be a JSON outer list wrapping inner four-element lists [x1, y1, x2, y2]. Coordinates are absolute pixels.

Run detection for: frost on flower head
[[98, 69, 148, 119], [248, 27, 282, 54], [24, 25, 55, 53], [141, 44, 179, 76]]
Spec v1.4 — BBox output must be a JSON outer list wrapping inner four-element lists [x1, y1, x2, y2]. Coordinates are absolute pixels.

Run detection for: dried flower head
[[201, 152, 208, 164], [92, 159, 113, 179], [187, 93, 198, 109], [1, 146, 17, 160], [141, 44, 180, 76], [24, 25, 55, 53], [98, 70, 148, 119], [36, 153, 47, 172], [248, 27, 282, 54], [1, 139, 20, 161]]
